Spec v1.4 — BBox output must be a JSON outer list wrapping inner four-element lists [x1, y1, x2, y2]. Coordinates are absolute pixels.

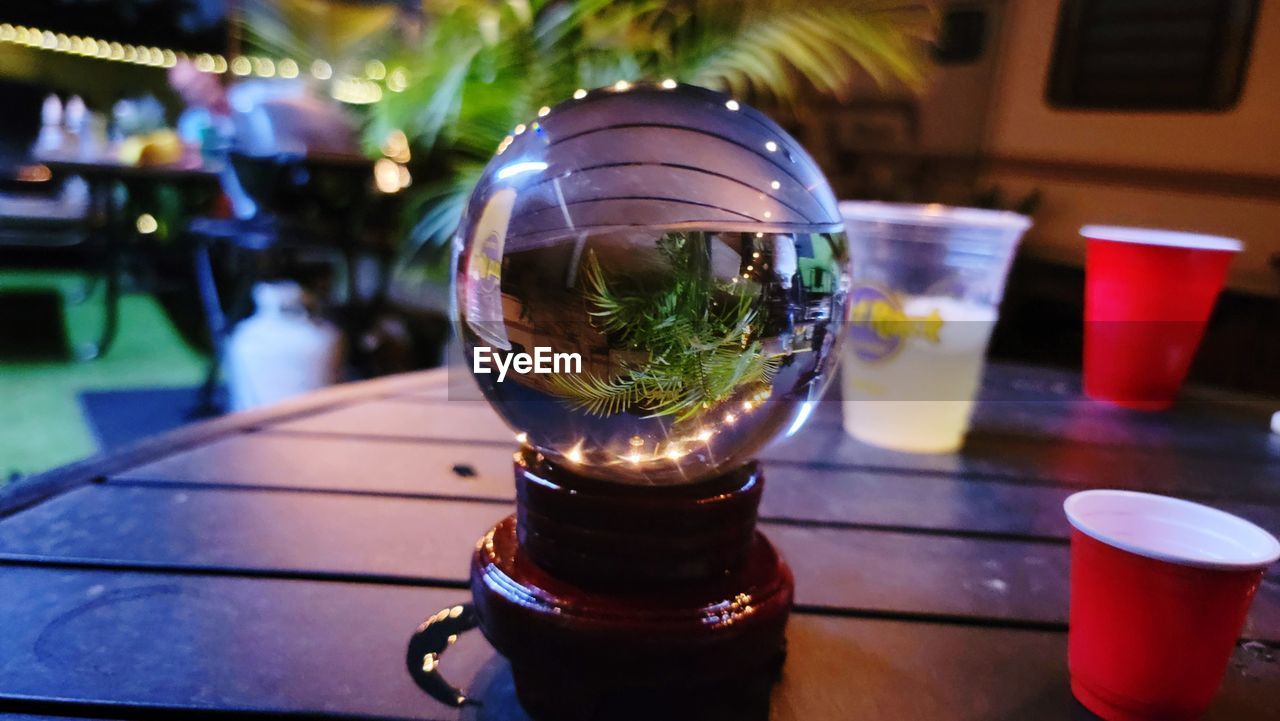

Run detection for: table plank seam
[[93, 477, 1075, 543], [230, 429, 1280, 507], [251, 428, 516, 448], [101, 477, 514, 506], [7, 557, 1277, 645], [0, 373, 449, 519], [0, 696, 443, 721], [0, 556, 472, 590], [0, 555, 1081, 634]]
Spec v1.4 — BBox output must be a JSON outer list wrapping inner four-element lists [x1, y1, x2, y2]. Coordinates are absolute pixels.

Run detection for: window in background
[[1047, 0, 1259, 111], [932, 6, 989, 65]]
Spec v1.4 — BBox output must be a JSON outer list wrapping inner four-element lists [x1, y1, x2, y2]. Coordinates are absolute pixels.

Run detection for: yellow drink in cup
[[838, 203, 1030, 453]]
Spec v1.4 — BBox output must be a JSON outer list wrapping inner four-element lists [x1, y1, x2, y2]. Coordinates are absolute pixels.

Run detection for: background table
[[1, 363, 1278, 720], [37, 158, 221, 359]]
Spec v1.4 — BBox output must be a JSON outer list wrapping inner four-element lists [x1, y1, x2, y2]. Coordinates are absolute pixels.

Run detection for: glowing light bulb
[[311, 59, 333, 80], [135, 214, 158, 234], [765, 141, 778, 152], [612, 80, 631, 92], [770, 180, 781, 190], [514, 123, 527, 135], [724, 413, 737, 424], [696, 429, 714, 442], [573, 88, 587, 99], [374, 158, 401, 194], [537, 106, 550, 117], [660, 78, 677, 89], [515, 432, 528, 444]]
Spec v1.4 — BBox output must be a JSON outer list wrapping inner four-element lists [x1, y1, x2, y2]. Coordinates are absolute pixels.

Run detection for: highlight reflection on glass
[[455, 83, 848, 484]]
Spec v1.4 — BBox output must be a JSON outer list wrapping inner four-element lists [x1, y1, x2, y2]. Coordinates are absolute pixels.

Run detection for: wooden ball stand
[[469, 448, 794, 721]]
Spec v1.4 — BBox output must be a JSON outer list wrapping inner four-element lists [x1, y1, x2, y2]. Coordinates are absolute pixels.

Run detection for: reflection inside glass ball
[[460, 225, 847, 484]]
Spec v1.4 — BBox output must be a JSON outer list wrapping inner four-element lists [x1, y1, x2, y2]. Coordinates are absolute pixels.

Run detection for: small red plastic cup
[[1064, 490, 1280, 721], [1081, 226, 1242, 410]]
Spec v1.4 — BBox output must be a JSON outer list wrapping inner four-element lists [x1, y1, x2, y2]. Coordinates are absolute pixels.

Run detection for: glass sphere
[[455, 82, 847, 485]]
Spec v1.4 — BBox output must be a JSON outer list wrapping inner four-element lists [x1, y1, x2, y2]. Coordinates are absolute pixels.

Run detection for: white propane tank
[[225, 281, 344, 411]]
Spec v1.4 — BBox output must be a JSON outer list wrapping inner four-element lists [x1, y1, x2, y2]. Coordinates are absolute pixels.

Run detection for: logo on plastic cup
[[847, 285, 943, 362]]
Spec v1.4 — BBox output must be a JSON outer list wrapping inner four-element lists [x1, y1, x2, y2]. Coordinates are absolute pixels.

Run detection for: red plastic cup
[[1064, 490, 1280, 721], [1081, 226, 1242, 410]]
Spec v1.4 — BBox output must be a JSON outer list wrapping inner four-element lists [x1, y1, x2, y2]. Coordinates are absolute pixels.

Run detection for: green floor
[[0, 270, 207, 479]]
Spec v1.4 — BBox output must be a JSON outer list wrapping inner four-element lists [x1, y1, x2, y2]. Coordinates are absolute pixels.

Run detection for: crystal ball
[[455, 82, 847, 484]]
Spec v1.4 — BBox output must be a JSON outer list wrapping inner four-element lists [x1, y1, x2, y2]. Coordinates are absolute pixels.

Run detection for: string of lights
[[0, 23, 406, 104]]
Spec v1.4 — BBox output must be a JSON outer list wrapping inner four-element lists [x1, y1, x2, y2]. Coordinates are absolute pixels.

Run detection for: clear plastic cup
[[838, 202, 1031, 453]]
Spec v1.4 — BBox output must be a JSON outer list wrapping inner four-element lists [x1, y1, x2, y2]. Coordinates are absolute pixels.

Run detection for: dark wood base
[[469, 450, 794, 721]]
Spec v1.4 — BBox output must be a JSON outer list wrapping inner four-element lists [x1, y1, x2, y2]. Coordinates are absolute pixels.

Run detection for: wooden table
[[1, 363, 1277, 720]]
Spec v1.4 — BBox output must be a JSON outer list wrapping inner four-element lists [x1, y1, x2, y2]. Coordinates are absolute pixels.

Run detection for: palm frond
[[686, 3, 935, 103]]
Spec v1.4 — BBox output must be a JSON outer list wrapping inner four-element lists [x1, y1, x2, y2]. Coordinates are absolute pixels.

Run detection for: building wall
[[981, 0, 1280, 296]]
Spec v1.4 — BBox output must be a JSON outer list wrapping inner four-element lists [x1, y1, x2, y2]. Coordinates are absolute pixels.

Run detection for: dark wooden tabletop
[[1, 363, 1278, 720]]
